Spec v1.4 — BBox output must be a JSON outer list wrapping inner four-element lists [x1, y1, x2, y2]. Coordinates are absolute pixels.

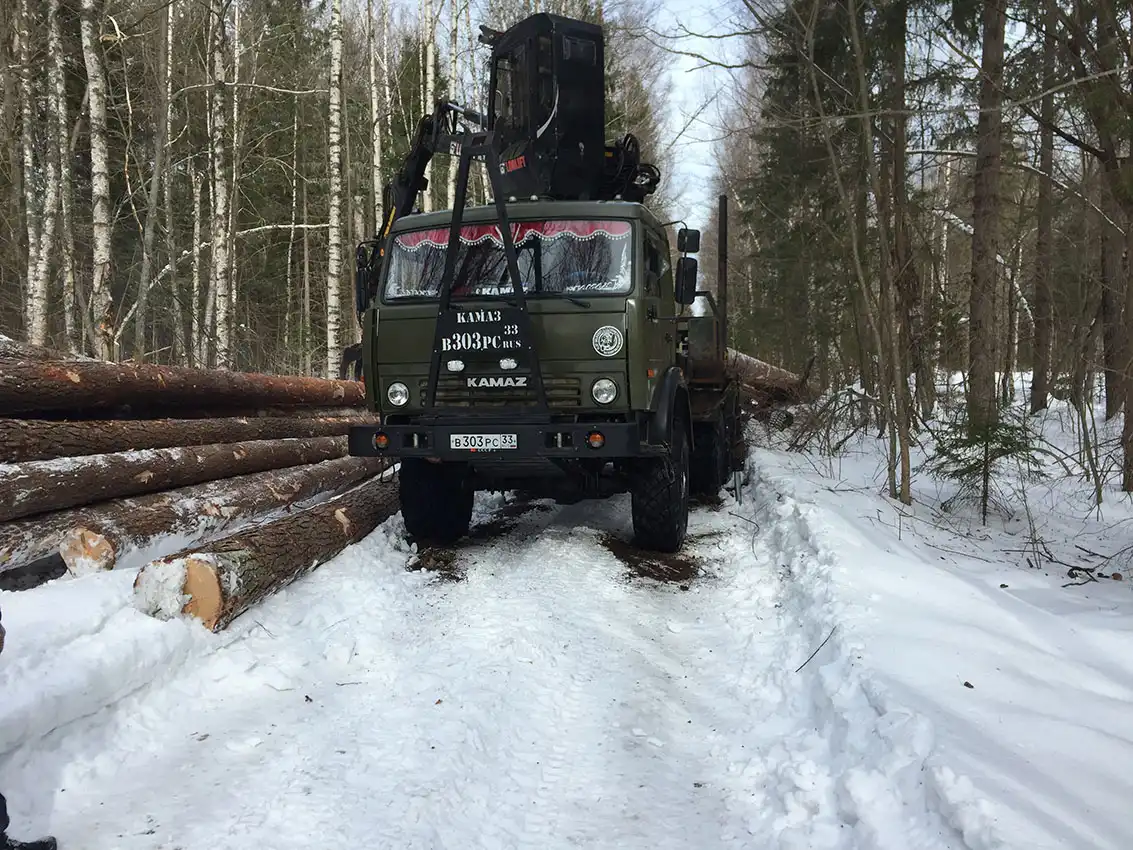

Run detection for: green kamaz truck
[[346, 12, 743, 552]]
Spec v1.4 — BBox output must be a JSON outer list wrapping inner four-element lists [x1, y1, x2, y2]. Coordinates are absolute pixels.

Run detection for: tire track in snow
[[744, 458, 1006, 850]]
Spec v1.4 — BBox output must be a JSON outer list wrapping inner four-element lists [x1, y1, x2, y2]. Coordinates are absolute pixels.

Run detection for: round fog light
[[386, 381, 410, 407], [373, 432, 390, 450], [591, 378, 618, 404], [587, 431, 605, 449]]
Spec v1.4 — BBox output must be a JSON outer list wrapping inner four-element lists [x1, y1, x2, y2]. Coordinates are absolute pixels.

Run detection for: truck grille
[[417, 376, 582, 408]]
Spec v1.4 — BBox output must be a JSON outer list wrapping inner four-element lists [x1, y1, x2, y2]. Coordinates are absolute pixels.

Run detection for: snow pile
[[748, 380, 1133, 850], [0, 572, 208, 757], [132, 556, 191, 619]]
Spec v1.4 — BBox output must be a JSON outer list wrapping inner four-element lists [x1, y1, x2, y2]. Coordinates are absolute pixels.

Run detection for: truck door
[[643, 227, 674, 405]]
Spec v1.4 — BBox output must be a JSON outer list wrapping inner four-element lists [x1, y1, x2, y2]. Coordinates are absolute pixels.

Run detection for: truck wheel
[[398, 459, 473, 545], [630, 410, 690, 553], [691, 416, 728, 498]]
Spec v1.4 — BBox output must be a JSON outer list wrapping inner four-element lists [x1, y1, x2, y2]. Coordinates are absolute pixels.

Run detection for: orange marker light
[[374, 433, 390, 450], [587, 431, 605, 449], [647, 368, 656, 378]]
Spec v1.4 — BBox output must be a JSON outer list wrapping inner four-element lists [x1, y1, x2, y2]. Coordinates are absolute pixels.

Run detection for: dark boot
[[1, 836, 57, 850]]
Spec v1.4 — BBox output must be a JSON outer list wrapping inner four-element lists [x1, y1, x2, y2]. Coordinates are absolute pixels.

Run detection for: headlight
[[591, 378, 618, 404], [386, 381, 410, 407]]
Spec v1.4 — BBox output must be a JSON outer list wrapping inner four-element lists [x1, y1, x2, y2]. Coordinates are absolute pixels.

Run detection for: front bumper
[[348, 420, 664, 460]]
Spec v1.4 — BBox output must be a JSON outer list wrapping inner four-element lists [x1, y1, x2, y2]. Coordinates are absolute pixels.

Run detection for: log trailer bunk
[[346, 12, 743, 552]]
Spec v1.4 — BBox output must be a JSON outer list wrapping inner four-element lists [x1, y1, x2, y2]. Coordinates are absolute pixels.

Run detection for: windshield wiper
[[534, 290, 591, 308]]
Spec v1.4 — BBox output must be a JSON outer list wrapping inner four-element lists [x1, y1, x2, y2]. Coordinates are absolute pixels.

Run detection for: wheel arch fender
[[647, 366, 693, 448]]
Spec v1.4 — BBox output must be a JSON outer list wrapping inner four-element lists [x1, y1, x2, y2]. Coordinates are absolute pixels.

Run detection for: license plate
[[449, 433, 518, 451]]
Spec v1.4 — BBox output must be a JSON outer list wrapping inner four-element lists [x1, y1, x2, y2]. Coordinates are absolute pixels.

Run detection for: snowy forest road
[[1, 472, 986, 850]]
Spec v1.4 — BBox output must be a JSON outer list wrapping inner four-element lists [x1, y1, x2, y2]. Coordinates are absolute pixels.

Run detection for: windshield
[[383, 219, 633, 300]]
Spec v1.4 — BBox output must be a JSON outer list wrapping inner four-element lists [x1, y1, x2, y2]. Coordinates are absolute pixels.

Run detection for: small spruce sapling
[[923, 407, 1046, 525]]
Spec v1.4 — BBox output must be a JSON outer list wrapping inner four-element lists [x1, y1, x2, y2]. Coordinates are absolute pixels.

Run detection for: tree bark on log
[[12, 406, 376, 424], [0, 436, 348, 522], [0, 357, 365, 415], [724, 349, 809, 402], [0, 456, 386, 576], [58, 456, 390, 574], [134, 474, 398, 631], [0, 415, 376, 463]]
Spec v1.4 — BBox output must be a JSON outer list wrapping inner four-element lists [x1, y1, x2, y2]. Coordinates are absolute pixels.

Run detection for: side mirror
[[677, 228, 701, 254], [675, 256, 698, 305]]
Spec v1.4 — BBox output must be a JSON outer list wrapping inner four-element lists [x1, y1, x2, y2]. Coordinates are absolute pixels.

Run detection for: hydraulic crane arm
[[378, 100, 486, 247], [354, 99, 484, 324]]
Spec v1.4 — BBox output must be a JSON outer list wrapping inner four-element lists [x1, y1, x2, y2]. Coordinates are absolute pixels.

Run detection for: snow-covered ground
[[2, 386, 1132, 849]]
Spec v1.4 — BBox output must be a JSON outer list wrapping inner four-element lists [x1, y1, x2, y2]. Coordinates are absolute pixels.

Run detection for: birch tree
[[326, 0, 344, 375], [422, 0, 435, 212], [19, 0, 50, 346], [447, 0, 460, 209], [50, 0, 78, 352], [80, 0, 114, 358], [209, 2, 231, 368], [368, 0, 385, 233]]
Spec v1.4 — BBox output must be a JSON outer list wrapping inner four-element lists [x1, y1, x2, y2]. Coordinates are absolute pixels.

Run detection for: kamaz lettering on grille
[[466, 376, 528, 388]]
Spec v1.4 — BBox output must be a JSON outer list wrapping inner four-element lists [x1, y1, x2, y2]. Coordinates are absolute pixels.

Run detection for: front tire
[[630, 410, 690, 553], [398, 459, 473, 545]]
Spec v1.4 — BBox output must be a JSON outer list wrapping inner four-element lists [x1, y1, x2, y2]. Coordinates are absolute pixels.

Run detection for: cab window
[[644, 232, 663, 296]]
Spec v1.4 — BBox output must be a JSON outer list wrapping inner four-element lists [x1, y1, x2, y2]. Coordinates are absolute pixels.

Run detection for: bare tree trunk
[[1100, 196, 1123, 419], [164, 2, 183, 365], [80, 0, 114, 359], [465, 0, 485, 204], [285, 98, 300, 367], [846, 0, 910, 503], [1, 3, 18, 300], [1123, 222, 1133, 489], [1030, 0, 1054, 414], [447, 0, 460, 209], [967, 0, 1007, 434], [27, 0, 61, 347], [368, 0, 383, 234], [17, 0, 44, 341], [51, 0, 77, 354], [1002, 264, 1017, 403], [326, 0, 344, 377], [422, 0, 435, 212], [134, 6, 172, 362], [208, 4, 231, 369], [226, 0, 242, 366], [382, 0, 392, 193], [892, 2, 933, 420], [302, 172, 312, 376], [191, 168, 204, 367]]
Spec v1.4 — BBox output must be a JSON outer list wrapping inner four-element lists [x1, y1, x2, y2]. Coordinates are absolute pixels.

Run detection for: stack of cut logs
[[0, 336, 807, 631], [0, 338, 398, 631]]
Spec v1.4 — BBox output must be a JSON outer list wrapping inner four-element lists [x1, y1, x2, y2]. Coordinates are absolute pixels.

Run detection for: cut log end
[[132, 554, 223, 630], [60, 527, 116, 575], [182, 556, 224, 631]]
